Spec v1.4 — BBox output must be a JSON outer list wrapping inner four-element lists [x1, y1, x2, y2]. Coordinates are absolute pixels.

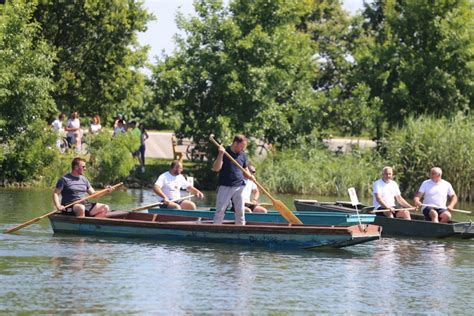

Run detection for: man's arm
[[374, 192, 394, 210], [187, 186, 204, 199], [413, 192, 423, 207], [395, 195, 413, 208], [447, 193, 458, 211], [153, 185, 170, 204], [211, 146, 225, 172], [52, 188, 64, 211]]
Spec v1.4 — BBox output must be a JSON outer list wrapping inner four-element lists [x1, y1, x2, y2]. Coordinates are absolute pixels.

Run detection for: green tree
[[353, 0, 473, 130], [150, 0, 317, 148], [32, 0, 153, 123], [0, 1, 55, 139]]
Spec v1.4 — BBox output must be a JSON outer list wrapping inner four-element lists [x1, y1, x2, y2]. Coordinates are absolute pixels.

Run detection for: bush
[[0, 121, 67, 186], [384, 115, 474, 201], [86, 131, 140, 185]]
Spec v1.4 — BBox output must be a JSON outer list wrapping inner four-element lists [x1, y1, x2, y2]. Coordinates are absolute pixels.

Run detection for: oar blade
[[272, 199, 303, 225]]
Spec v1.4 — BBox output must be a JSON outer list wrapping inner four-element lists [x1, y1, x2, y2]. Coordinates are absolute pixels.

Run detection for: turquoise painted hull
[[48, 212, 381, 249], [147, 207, 375, 226]]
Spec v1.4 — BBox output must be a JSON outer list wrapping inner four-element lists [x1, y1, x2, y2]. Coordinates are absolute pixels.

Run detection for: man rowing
[[52, 157, 110, 217], [372, 166, 413, 219], [414, 167, 458, 223]]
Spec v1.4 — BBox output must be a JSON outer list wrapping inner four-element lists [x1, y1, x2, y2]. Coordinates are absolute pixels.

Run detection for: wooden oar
[[209, 135, 303, 225], [422, 204, 472, 214], [4, 182, 123, 234], [371, 207, 416, 213], [130, 195, 194, 212]]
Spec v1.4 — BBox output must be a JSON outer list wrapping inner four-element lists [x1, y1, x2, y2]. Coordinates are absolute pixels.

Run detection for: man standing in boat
[[153, 160, 204, 210], [212, 134, 250, 225], [413, 167, 458, 223], [52, 157, 111, 217], [373, 166, 413, 219]]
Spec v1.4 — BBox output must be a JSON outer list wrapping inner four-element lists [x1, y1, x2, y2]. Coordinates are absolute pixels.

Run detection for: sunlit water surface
[[1, 189, 473, 314]]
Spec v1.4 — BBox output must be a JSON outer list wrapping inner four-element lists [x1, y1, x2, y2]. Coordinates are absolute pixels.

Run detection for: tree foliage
[[32, 0, 153, 123], [150, 0, 317, 148], [353, 0, 473, 130], [0, 1, 55, 139]]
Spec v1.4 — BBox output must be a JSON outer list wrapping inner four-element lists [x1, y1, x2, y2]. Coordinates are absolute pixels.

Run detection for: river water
[[1, 188, 473, 314]]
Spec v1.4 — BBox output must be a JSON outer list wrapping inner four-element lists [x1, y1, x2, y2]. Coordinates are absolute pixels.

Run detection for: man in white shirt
[[373, 166, 413, 219], [414, 167, 458, 223], [153, 160, 204, 210], [241, 165, 267, 213]]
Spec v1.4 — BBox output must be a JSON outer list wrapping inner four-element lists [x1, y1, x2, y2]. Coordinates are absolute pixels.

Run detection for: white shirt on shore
[[372, 179, 401, 209], [418, 179, 455, 208], [155, 171, 191, 201]]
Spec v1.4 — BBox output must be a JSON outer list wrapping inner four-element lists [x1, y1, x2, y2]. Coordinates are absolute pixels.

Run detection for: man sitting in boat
[[52, 157, 111, 217], [372, 166, 413, 219], [153, 160, 204, 210], [413, 167, 458, 223], [242, 165, 267, 213]]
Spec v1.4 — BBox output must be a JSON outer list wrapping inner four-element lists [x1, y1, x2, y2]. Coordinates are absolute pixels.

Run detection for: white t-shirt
[[242, 179, 257, 202], [66, 118, 81, 138], [51, 119, 63, 132], [418, 179, 455, 208], [90, 123, 102, 134], [155, 171, 191, 200], [372, 179, 401, 209]]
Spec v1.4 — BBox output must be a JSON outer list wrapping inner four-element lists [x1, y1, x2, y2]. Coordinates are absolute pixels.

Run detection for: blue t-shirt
[[55, 173, 91, 205], [218, 146, 248, 187]]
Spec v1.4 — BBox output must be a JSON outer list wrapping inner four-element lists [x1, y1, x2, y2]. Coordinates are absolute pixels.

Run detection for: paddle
[[4, 182, 123, 234], [130, 194, 194, 212], [370, 207, 416, 213], [209, 134, 303, 225], [422, 204, 472, 214]]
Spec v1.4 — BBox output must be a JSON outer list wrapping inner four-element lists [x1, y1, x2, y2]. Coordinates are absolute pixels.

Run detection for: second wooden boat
[[293, 199, 474, 239]]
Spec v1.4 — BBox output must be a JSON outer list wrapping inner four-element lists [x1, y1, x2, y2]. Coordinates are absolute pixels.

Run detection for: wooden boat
[[294, 199, 474, 239], [147, 207, 376, 226], [48, 212, 381, 249]]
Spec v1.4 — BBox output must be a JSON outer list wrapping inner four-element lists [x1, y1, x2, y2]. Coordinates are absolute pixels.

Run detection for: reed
[[256, 145, 381, 197], [384, 115, 474, 201]]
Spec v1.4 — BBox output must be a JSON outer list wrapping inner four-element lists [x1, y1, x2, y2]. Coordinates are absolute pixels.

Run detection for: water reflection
[[0, 188, 473, 314]]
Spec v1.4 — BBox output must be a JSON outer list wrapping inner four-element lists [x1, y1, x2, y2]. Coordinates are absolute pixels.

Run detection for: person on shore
[[372, 166, 413, 219], [242, 165, 267, 213], [212, 134, 250, 225], [89, 115, 102, 134], [413, 167, 458, 223], [138, 123, 149, 173], [52, 157, 110, 217], [153, 160, 204, 210], [64, 111, 82, 152], [51, 113, 65, 132], [113, 119, 126, 136]]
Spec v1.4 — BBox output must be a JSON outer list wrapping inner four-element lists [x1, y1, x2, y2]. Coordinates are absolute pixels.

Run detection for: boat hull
[[49, 212, 381, 249], [147, 207, 375, 226], [294, 200, 474, 239]]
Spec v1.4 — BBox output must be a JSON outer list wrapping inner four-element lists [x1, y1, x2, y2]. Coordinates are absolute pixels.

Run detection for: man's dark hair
[[71, 157, 86, 169], [170, 160, 181, 169], [233, 134, 247, 143]]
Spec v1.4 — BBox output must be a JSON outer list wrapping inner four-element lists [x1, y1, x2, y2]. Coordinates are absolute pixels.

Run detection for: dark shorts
[[422, 206, 448, 220], [160, 199, 184, 208], [375, 206, 403, 217], [62, 202, 97, 217], [244, 202, 256, 211]]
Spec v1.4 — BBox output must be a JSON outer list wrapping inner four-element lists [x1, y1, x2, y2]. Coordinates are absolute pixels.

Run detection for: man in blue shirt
[[52, 157, 110, 217], [211, 135, 250, 225]]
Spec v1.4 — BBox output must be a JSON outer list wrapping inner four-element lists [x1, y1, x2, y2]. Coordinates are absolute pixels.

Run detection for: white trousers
[[214, 185, 246, 225]]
